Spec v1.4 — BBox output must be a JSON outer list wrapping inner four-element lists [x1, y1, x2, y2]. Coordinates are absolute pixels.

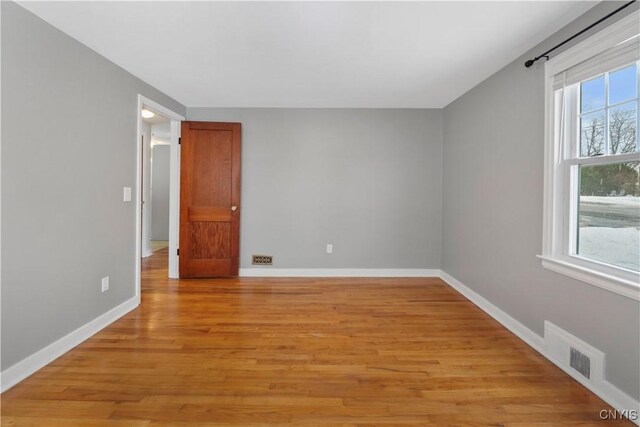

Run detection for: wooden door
[[179, 121, 241, 277]]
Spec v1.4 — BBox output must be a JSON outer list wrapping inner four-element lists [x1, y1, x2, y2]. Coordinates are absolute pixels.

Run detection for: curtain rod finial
[[525, 59, 535, 68]]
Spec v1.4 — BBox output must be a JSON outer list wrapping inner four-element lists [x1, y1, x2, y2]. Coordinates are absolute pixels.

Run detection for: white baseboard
[[439, 271, 640, 424], [438, 271, 546, 351], [0, 295, 140, 393], [3, 270, 637, 424], [239, 268, 442, 277]]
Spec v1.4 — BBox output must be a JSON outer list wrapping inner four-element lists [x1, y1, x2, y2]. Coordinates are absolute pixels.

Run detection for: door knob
[[231, 205, 237, 211]]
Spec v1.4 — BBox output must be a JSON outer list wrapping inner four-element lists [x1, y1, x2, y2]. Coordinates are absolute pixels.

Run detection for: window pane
[[581, 75, 605, 113], [578, 162, 640, 271], [609, 101, 637, 154], [609, 64, 637, 106], [580, 110, 606, 157]]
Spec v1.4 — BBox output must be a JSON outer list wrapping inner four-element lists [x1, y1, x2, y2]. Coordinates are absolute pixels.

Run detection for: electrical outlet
[[101, 276, 110, 293], [326, 244, 333, 254]]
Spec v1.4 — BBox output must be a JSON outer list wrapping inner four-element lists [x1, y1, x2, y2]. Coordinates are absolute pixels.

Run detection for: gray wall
[[1, 2, 186, 370], [188, 108, 443, 269], [442, 2, 640, 400], [151, 145, 170, 241]]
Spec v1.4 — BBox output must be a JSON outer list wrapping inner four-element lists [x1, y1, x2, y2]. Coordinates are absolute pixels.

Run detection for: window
[[542, 13, 640, 300], [576, 64, 639, 271]]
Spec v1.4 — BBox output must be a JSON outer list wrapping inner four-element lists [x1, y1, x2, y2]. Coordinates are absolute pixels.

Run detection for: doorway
[[141, 109, 170, 257], [151, 140, 171, 253], [135, 95, 184, 298]]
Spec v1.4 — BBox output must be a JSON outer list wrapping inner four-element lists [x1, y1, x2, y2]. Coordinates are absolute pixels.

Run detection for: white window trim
[[541, 12, 640, 301]]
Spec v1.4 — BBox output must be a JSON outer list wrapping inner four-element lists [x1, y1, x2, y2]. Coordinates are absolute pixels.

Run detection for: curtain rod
[[524, 0, 637, 68]]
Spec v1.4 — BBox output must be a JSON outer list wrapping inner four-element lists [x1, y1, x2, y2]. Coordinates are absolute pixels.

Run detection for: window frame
[[541, 12, 640, 301]]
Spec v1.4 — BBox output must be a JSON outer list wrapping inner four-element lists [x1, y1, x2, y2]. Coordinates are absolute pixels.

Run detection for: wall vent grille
[[545, 321, 604, 385], [252, 255, 273, 265], [570, 347, 591, 379]]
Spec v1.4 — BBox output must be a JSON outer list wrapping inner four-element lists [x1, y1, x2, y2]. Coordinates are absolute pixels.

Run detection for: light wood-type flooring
[[1, 249, 631, 426]]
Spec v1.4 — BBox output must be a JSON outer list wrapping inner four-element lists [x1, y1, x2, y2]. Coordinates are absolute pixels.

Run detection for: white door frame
[[136, 94, 184, 297]]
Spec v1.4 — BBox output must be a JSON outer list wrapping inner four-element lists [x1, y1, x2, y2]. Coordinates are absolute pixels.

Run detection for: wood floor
[[1, 250, 630, 426]]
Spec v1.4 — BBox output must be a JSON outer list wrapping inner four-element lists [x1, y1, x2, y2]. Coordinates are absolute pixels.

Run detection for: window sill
[[538, 255, 640, 301]]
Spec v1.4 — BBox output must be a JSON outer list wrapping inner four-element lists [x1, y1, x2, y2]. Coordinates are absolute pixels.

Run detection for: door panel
[[180, 121, 241, 277], [189, 222, 230, 259]]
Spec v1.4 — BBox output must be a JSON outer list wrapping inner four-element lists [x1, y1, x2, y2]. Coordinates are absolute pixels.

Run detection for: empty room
[[1, 1, 639, 425]]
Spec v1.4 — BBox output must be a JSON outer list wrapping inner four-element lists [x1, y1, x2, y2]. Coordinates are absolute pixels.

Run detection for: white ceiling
[[20, 1, 596, 108]]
